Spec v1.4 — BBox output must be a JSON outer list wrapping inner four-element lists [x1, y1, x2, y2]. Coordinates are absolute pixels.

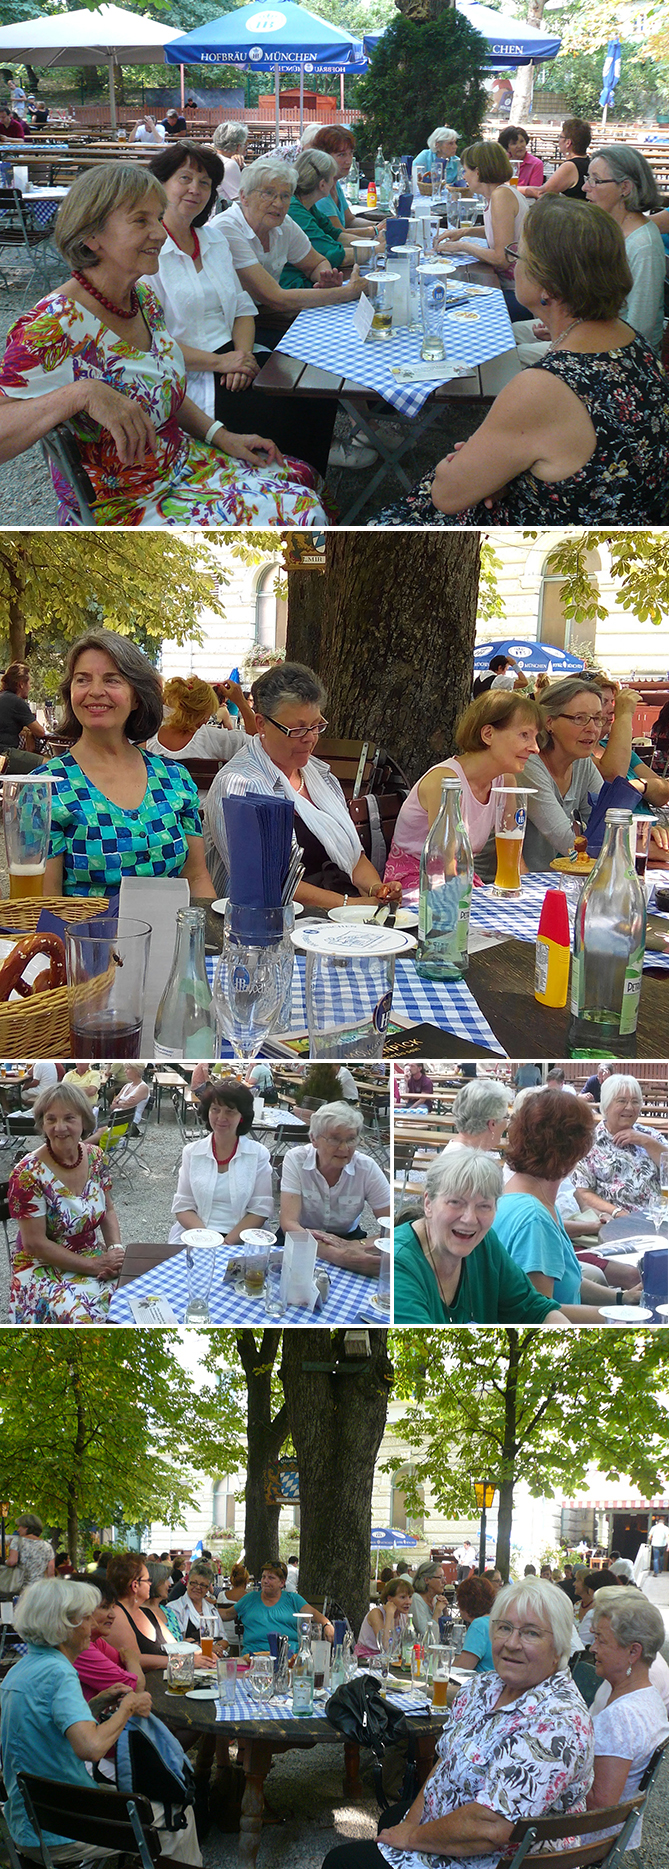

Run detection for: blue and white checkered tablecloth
[[214, 1685, 329, 1723], [206, 951, 505, 1056], [107, 1244, 379, 1328], [468, 870, 669, 974], [275, 295, 514, 418]]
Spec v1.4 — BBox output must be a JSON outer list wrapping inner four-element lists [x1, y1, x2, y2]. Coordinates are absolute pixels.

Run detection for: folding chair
[[627, 1738, 669, 1867], [39, 422, 97, 526], [97, 1116, 133, 1183], [498, 1787, 650, 1869], [0, 188, 61, 304], [15, 1773, 162, 1869], [119, 1085, 157, 1179]]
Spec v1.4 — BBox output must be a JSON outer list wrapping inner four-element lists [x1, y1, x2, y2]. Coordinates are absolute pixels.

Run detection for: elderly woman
[[572, 1074, 668, 1219], [219, 1560, 333, 1655], [519, 677, 606, 871], [285, 149, 356, 277], [165, 1560, 225, 1643], [216, 155, 362, 329], [42, 630, 213, 899], [323, 1578, 594, 1869], [413, 126, 465, 192], [204, 662, 402, 912], [312, 126, 379, 237], [212, 121, 249, 203], [498, 125, 544, 188], [357, 1576, 413, 1658], [8, 1081, 123, 1326], [454, 1575, 497, 1672], [170, 1080, 273, 1249], [492, 1088, 639, 1322], [0, 162, 325, 527], [384, 691, 540, 892], [378, 196, 669, 527], [582, 146, 665, 353], [1, 1513, 55, 1595], [394, 1149, 571, 1326], [443, 1079, 509, 1153], [145, 673, 251, 762], [280, 1100, 390, 1277], [0, 1579, 153, 1864], [436, 141, 529, 288], [588, 1587, 669, 1846], [92, 1064, 150, 1146], [411, 1563, 448, 1641]]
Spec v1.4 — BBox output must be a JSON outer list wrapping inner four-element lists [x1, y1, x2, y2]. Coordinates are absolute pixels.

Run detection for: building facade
[[161, 545, 286, 682], [478, 533, 669, 679]]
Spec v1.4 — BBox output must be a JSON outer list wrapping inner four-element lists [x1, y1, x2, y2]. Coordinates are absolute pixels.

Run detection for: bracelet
[[342, 894, 349, 907], [616, 1289, 623, 1305], [204, 420, 224, 447]]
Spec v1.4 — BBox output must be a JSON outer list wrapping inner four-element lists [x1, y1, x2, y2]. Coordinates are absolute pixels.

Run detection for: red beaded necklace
[[213, 1135, 238, 1168], [72, 270, 140, 320], [167, 223, 201, 261]]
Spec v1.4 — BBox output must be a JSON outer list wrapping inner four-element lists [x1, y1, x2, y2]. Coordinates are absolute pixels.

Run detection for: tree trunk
[[511, 0, 545, 120], [281, 1329, 393, 1636], [66, 1351, 88, 1564], [286, 533, 481, 787], [494, 1330, 521, 1582], [0, 544, 28, 663], [236, 1331, 289, 1575]]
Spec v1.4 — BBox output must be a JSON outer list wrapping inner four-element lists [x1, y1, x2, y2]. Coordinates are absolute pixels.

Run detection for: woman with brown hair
[[311, 125, 379, 238], [0, 662, 39, 751], [455, 1574, 497, 1672], [356, 1576, 413, 1658], [520, 116, 592, 200], [384, 690, 541, 892]]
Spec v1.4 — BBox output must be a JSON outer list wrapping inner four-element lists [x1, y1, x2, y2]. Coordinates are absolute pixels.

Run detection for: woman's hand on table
[[369, 878, 403, 906], [214, 430, 285, 469], [219, 350, 259, 392], [80, 382, 158, 464], [95, 1247, 126, 1280], [436, 231, 463, 251], [339, 265, 363, 299]]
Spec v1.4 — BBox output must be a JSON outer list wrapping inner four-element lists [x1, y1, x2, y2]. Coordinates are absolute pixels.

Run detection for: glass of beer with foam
[[491, 787, 533, 899], [1, 774, 56, 900]]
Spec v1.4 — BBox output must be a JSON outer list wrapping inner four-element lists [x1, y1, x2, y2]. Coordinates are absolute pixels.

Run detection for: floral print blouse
[[572, 1120, 662, 1208], [9, 1147, 112, 1271], [0, 286, 325, 529], [377, 1669, 594, 1869]]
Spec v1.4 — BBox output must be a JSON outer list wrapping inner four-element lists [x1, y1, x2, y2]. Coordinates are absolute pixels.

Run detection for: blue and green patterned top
[[44, 751, 202, 896]]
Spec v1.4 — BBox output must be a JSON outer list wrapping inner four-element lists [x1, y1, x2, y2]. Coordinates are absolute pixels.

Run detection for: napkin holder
[[280, 1227, 318, 1309]]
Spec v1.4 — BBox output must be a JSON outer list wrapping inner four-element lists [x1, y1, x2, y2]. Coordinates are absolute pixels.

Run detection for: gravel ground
[[0, 270, 482, 527]]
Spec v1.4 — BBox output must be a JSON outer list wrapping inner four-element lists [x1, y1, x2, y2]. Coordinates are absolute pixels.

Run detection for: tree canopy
[[543, 531, 669, 631], [355, 11, 488, 159]]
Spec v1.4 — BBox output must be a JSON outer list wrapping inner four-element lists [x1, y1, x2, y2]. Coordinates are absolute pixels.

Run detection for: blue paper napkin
[[222, 793, 294, 909]]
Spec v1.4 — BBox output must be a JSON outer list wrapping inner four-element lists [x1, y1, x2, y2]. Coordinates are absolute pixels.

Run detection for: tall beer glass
[[1, 775, 54, 899], [492, 788, 532, 899]]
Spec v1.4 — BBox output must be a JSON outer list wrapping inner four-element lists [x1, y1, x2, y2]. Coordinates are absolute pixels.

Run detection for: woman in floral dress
[[0, 163, 326, 527], [8, 1081, 124, 1326]]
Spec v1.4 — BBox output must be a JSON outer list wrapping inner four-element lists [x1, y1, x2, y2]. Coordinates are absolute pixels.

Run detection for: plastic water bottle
[[567, 809, 646, 1058], [415, 778, 473, 981]]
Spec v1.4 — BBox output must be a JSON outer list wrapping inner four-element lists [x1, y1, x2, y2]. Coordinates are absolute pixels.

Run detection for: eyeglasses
[[554, 712, 603, 727], [258, 189, 292, 206], [263, 714, 328, 740], [495, 1620, 549, 1644], [586, 172, 616, 186]]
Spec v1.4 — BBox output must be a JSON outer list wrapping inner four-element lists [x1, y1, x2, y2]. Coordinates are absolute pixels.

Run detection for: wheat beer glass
[[492, 788, 530, 898]]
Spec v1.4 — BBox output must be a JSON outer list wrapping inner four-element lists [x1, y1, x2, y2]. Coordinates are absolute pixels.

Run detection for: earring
[[540, 294, 549, 306], [626, 1663, 633, 1677]]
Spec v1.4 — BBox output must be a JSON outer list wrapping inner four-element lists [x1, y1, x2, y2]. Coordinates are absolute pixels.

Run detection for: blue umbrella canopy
[[371, 1528, 419, 1547], [165, 2, 364, 68], [473, 640, 585, 673], [600, 37, 622, 110], [364, 1, 561, 67]]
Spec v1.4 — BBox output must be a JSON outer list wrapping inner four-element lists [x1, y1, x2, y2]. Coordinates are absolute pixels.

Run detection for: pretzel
[[0, 932, 66, 1002]]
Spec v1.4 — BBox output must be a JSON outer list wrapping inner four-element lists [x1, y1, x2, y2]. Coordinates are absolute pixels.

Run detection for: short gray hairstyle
[[14, 1578, 100, 1648], [299, 123, 321, 150], [188, 1560, 214, 1584], [55, 161, 166, 270], [310, 1100, 364, 1144], [146, 1560, 171, 1594], [593, 144, 661, 214], [239, 155, 298, 199], [251, 660, 326, 716], [451, 1079, 509, 1134], [592, 1585, 665, 1664], [295, 147, 337, 195], [427, 126, 458, 151], [16, 1513, 44, 1536], [412, 1561, 444, 1595], [600, 1072, 643, 1116], [490, 1577, 574, 1670], [33, 1080, 97, 1139], [426, 1147, 503, 1205], [212, 122, 249, 154]]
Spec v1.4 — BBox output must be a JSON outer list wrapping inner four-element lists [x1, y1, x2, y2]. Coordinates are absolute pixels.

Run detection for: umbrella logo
[[248, 45, 265, 57], [246, 9, 287, 31]]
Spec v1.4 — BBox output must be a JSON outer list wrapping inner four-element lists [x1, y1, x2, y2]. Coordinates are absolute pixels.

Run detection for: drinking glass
[[364, 271, 400, 341], [491, 788, 530, 898], [265, 1247, 286, 1318], [64, 916, 151, 1057], [1, 775, 54, 899], [373, 1240, 391, 1314], [213, 903, 294, 1061], [431, 1644, 451, 1707], [418, 263, 450, 362], [248, 1654, 274, 1703], [446, 189, 459, 231], [242, 1244, 270, 1299], [304, 945, 395, 1060], [216, 1656, 238, 1706], [166, 1649, 195, 1694], [183, 1227, 222, 1325], [634, 815, 654, 880]]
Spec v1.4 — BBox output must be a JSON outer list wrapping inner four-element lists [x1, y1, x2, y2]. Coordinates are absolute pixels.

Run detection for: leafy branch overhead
[[541, 532, 669, 629], [0, 535, 228, 674]]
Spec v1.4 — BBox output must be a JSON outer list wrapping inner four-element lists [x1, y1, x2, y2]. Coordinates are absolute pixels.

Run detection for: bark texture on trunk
[[237, 1331, 289, 1577], [281, 1329, 393, 1636], [287, 533, 481, 787], [495, 1329, 521, 1583]]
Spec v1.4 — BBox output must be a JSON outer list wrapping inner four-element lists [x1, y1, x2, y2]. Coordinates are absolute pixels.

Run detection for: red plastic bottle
[[535, 888, 570, 1008]]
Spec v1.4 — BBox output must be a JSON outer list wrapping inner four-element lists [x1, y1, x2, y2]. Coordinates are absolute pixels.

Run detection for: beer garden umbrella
[[165, 2, 365, 139], [0, 4, 185, 133], [364, 1, 562, 65], [473, 640, 585, 673], [371, 1527, 419, 1578]]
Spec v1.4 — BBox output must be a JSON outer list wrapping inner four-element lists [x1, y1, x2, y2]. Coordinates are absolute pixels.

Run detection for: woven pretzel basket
[[0, 897, 111, 1057]]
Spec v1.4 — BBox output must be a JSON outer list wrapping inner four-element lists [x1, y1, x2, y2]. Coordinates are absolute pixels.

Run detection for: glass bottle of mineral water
[[375, 144, 385, 189], [292, 1620, 315, 1716], [380, 159, 393, 205], [348, 154, 359, 200], [567, 809, 646, 1058], [154, 907, 215, 1057], [415, 779, 473, 981]]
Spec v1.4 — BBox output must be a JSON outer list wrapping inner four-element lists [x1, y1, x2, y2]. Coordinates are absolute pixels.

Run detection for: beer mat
[[391, 360, 473, 384], [126, 1294, 180, 1327]]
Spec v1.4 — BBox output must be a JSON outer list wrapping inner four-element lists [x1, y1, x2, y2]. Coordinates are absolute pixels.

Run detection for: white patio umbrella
[[0, 5, 185, 133]]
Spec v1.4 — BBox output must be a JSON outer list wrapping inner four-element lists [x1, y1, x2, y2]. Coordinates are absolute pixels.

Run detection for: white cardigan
[[172, 1132, 273, 1227]]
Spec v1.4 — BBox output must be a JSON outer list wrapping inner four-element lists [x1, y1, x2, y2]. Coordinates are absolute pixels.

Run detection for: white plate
[[210, 898, 303, 916], [185, 1687, 220, 1700], [598, 1306, 653, 1323], [291, 920, 417, 958], [328, 905, 418, 930]]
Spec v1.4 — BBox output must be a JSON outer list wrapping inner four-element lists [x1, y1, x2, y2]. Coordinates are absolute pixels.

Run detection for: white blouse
[[217, 199, 312, 291], [145, 223, 257, 419], [145, 723, 245, 761], [281, 1144, 391, 1234]]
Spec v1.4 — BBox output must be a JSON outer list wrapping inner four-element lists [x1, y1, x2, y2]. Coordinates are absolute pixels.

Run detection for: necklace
[[167, 223, 201, 261], [47, 1141, 83, 1172], [421, 1220, 466, 1313], [213, 1136, 238, 1168], [548, 316, 584, 351], [72, 271, 140, 320]]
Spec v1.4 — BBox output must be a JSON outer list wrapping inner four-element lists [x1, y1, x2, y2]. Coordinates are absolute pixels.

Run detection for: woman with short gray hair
[[204, 662, 402, 913], [280, 1100, 390, 1276], [583, 145, 665, 351], [212, 121, 249, 202], [412, 124, 465, 191], [588, 1586, 669, 1845], [394, 1148, 571, 1326], [572, 1073, 667, 1218], [444, 1079, 509, 1151]]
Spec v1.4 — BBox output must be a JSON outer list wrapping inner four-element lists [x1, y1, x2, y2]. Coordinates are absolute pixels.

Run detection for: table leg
[[156, 1080, 162, 1124], [343, 1738, 364, 1800], [413, 1732, 438, 1789], [238, 1736, 274, 1869]]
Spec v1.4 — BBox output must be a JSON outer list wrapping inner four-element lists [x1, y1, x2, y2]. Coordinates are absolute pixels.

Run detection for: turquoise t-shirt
[[236, 1588, 309, 1655], [393, 1221, 557, 1325], [46, 749, 202, 896], [413, 150, 464, 185], [1, 1647, 93, 1846], [493, 1192, 582, 1306], [316, 181, 348, 224], [461, 1614, 493, 1671]]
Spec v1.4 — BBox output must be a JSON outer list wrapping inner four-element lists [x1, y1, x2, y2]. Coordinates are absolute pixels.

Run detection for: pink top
[[518, 150, 544, 187], [391, 758, 497, 858], [75, 1636, 138, 1702]]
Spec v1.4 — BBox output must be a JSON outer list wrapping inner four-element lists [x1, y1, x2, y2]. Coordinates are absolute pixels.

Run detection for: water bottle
[[415, 779, 473, 981], [399, 161, 410, 195], [348, 154, 359, 200], [292, 1621, 315, 1715], [568, 809, 646, 1058], [154, 906, 215, 1057], [380, 159, 393, 206], [374, 144, 385, 189]]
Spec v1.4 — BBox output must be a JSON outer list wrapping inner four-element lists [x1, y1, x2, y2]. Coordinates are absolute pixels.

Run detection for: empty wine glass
[[212, 903, 295, 1061]]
